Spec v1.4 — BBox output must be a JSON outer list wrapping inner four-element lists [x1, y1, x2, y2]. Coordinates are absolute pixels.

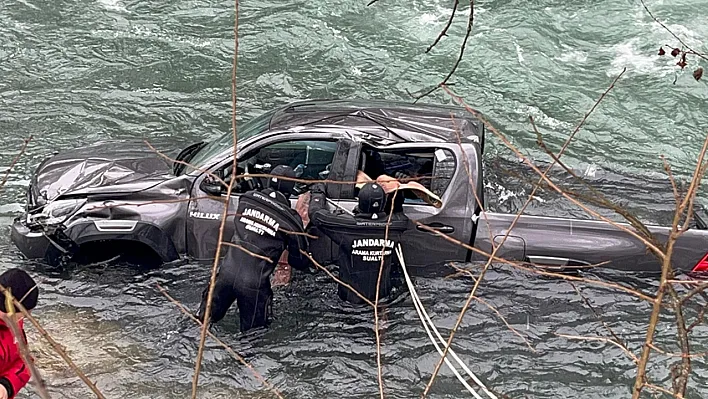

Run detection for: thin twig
[[648, 343, 708, 359], [1, 290, 50, 399], [157, 285, 284, 399], [221, 241, 274, 263], [299, 250, 375, 307], [425, 0, 460, 53], [472, 296, 536, 352], [569, 282, 632, 358], [0, 135, 32, 189], [191, 0, 240, 396], [639, 0, 708, 61], [686, 303, 707, 332], [0, 284, 106, 398], [442, 83, 665, 259], [412, 0, 474, 102], [643, 382, 685, 399], [680, 282, 708, 305], [661, 155, 681, 204], [445, 264, 480, 281], [668, 279, 708, 286], [144, 140, 227, 187], [555, 333, 639, 363], [414, 221, 656, 303], [422, 68, 629, 396]]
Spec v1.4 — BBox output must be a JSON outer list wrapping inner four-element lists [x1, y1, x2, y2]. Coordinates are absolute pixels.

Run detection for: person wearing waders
[[307, 182, 408, 304], [198, 165, 311, 332]]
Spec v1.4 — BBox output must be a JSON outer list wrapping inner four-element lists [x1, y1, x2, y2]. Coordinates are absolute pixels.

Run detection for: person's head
[[268, 165, 297, 197], [357, 183, 386, 215], [0, 268, 38, 318]]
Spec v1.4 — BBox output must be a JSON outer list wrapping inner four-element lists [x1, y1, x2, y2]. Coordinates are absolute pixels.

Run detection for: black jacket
[[200, 187, 311, 330], [308, 185, 408, 303], [231, 188, 310, 271]]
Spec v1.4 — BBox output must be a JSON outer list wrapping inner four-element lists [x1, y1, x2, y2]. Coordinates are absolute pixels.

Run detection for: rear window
[[360, 147, 456, 204]]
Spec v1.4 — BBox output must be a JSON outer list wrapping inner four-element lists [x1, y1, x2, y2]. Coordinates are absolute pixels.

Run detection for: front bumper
[[10, 217, 73, 265]]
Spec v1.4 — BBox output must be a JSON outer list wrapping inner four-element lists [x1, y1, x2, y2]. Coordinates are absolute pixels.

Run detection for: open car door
[[327, 142, 475, 269]]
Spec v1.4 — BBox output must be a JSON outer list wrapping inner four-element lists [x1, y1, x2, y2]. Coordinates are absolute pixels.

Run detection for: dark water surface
[[1, 0, 708, 397]]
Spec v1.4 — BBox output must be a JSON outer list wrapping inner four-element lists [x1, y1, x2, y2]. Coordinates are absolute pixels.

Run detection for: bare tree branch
[[426, 0, 460, 53], [1, 290, 50, 399], [569, 282, 633, 359], [643, 382, 685, 399], [632, 132, 708, 399], [299, 249, 375, 307], [157, 285, 284, 399], [473, 296, 536, 352], [648, 343, 708, 359], [0, 284, 106, 398], [222, 241, 274, 263], [640, 0, 708, 61], [0, 135, 32, 189], [422, 68, 629, 396], [661, 155, 681, 204], [555, 333, 639, 364], [410, 0, 474, 102], [191, 0, 240, 396]]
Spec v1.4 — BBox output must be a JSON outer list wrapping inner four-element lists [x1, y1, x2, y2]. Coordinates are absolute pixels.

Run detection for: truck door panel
[[187, 136, 345, 261]]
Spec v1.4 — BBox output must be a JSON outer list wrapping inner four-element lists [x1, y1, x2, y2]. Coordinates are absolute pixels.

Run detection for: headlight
[[42, 199, 85, 221]]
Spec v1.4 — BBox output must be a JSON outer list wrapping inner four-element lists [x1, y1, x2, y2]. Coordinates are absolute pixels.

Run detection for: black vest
[[230, 189, 308, 268], [309, 191, 408, 303]]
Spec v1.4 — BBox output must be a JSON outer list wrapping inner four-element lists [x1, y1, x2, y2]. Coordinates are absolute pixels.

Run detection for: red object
[[0, 318, 32, 399], [692, 253, 708, 272]]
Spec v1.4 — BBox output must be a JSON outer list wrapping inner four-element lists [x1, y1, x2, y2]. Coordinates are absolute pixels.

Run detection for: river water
[[1, 0, 708, 397]]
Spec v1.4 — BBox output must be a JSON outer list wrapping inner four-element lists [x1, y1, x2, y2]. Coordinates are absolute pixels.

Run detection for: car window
[[216, 140, 338, 194], [188, 109, 277, 170], [360, 147, 456, 204], [248, 140, 337, 179]]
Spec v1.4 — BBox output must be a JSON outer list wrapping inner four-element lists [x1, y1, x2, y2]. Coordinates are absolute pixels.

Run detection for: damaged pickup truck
[[10, 99, 708, 273]]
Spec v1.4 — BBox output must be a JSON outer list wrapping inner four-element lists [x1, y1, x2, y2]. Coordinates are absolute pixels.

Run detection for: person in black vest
[[307, 182, 408, 304], [198, 165, 311, 332]]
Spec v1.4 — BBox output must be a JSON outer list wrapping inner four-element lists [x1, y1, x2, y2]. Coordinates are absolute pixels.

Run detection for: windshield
[[187, 109, 276, 170]]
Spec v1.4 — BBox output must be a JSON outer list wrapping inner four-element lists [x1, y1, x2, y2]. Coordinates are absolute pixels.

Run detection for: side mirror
[[201, 179, 224, 196]]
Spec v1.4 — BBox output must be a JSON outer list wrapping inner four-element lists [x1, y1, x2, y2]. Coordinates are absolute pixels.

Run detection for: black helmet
[[358, 183, 386, 214], [268, 165, 297, 197], [0, 268, 38, 312]]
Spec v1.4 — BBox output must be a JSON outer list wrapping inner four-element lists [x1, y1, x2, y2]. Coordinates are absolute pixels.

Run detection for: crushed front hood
[[33, 140, 175, 202]]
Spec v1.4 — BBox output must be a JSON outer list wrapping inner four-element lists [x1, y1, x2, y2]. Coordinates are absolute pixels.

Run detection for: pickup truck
[[10, 99, 708, 273]]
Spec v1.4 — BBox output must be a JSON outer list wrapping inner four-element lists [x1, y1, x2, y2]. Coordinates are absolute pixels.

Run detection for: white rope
[[326, 198, 354, 216], [396, 245, 497, 399]]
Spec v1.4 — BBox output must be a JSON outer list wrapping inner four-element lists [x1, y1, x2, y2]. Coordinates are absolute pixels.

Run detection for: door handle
[[526, 255, 592, 269], [417, 223, 455, 234]]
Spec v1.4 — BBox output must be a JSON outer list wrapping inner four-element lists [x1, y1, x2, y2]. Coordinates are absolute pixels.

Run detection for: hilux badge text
[[189, 211, 220, 220]]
